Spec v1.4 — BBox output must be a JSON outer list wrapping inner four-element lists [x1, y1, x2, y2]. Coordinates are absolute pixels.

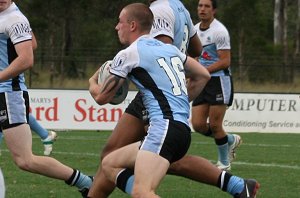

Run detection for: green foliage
[[13, 0, 300, 87]]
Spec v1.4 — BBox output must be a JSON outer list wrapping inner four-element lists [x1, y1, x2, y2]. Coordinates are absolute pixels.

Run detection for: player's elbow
[[222, 58, 231, 69], [188, 46, 202, 58], [204, 72, 211, 82], [28, 60, 34, 69], [198, 71, 210, 87], [23, 58, 34, 70], [200, 68, 211, 82]]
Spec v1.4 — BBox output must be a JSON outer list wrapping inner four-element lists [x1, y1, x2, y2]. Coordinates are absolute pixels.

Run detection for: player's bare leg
[[168, 155, 221, 186], [4, 124, 73, 179], [132, 150, 169, 198], [3, 124, 93, 195], [88, 113, 146, 197], [102, 142, 167, 198]]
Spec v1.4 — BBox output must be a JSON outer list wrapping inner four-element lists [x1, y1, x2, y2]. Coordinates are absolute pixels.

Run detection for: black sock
[[217, 171, 232, 191], [116, 168, 134, 193], [65, 169, 80, 186], [215, 135, 228, 145]]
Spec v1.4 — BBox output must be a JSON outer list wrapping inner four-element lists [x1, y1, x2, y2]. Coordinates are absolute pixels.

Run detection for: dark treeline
[[14, 0, 300, 88]]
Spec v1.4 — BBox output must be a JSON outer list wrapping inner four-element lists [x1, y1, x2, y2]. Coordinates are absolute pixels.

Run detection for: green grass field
[[0, 131, 300, 198]]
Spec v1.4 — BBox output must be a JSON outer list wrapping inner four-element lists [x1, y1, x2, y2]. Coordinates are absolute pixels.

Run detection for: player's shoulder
[[150, 0, 170, 8], [1, 10, 29, 32], [2, 4, 28, 22], [152, 0, 189, 15], [113, 38, 144, 69], [194, 22, 200, 30], [150, 0, 173, 18], [211, 19, 229, 32]]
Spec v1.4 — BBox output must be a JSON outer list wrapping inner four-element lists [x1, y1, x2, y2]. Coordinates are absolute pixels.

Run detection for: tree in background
[[274, 0, 294, 83], [295, 0, 300, 57], [15, 0, 300, 89]]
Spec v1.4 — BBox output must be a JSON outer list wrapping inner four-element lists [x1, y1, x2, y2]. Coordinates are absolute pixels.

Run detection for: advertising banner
[[28, 89, 300, 133], [225, 93, 300, 133]]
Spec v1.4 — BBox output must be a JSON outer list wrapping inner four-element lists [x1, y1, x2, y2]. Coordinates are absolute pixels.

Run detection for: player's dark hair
[[211, 0, 217, 9]]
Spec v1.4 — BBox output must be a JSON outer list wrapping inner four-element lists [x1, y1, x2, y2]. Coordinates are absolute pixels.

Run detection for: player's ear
[[130, 21, 137, 31]]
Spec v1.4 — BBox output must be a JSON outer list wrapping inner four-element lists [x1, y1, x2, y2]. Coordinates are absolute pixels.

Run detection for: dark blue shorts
[[192, 76, 234, 106], [125, 91, 149, 124], [141, 119, 191, 163], [0, 91, 29, 130]]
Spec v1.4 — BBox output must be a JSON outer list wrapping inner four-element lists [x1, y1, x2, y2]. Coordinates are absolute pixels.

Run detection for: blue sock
[[227, 176, 245, 195], [215, 136, 229, 165], [125, 175, 134, 194], [116, 168, 135, 195], [217, 144, 229, 165], [227, 133, 234, 146], [65, 169, 92, 190], [28, 114, 49, 140]]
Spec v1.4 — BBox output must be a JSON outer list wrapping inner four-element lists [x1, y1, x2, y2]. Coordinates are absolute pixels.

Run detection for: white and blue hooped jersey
[[195, 19, 231, 76], [150, 0, 197, 54], [110, 35, 190, 126], [0, 2, 32, 92]]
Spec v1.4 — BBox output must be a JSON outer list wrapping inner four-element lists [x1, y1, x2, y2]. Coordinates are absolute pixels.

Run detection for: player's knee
[[168, 160, 184, 175], [209, 123, 222, 133], [101, 143, 118, 161], [100, 147, 110, 161], [191, 120, 207, 134], [101, 156, 111, 174], [13, 157, 32, 171], [168, 156, 193, 175], [101, 155, 117, 182]]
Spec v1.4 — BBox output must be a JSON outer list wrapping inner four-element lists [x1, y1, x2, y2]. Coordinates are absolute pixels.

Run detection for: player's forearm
[[0, 57, 33, 82], [187, 78, 208, 102]]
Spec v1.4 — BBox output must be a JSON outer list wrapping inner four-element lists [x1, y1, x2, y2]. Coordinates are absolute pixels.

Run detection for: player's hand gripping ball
[[98, 60, 129, 105]]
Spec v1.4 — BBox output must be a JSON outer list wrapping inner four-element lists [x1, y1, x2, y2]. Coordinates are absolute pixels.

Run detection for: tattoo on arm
[[184, 67, 191, 78], [100, 75, 121, 94]]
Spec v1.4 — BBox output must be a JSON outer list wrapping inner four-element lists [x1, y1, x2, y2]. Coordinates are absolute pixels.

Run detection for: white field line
[[2, 150, 299, 170], [232, 161, 300, 170], [2, 136, 296, 170], [193, 141, 300, 148]]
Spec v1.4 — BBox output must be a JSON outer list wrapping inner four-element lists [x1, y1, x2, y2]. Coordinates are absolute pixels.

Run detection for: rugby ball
[[98, 60, 129, 105]]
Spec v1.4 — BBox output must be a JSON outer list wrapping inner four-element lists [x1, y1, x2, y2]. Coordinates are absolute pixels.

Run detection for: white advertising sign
[[28, 89, 136, 130], [224, 93, 300, 133], [28, 89, 300, 133]]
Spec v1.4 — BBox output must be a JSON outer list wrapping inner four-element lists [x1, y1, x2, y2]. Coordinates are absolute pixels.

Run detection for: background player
[[191, 0, 242, 171]]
